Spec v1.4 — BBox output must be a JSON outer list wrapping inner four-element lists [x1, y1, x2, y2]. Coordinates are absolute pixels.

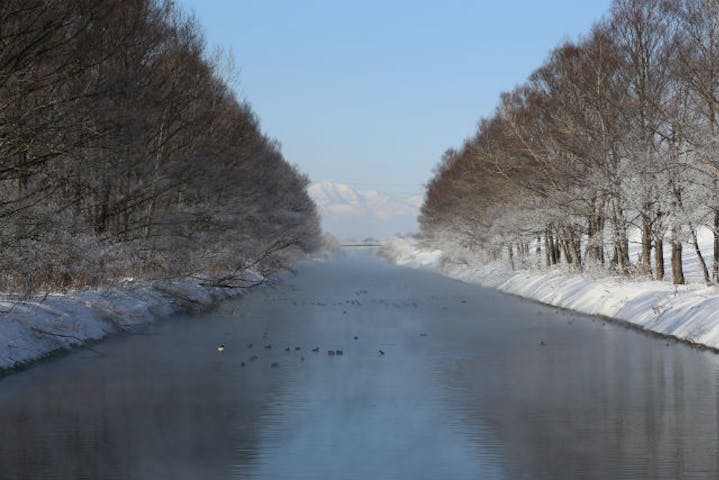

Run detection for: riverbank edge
[[380, 238, 719, 353], [0, 271, 269, 376]]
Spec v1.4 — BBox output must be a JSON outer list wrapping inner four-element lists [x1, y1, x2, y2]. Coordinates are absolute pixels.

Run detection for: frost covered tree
[[666, 0, 719, 282], [0, 0, 320, 294], [418, 0, 719, 286]]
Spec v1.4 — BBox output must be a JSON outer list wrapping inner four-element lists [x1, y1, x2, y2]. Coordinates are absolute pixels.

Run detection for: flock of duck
[[214, 289, 445, 368], [216, 332, 388, 368]]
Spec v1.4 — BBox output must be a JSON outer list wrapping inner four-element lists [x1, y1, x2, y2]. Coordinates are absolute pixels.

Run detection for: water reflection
[[1, 252, 719, 479], [436, 294, 719, 480]]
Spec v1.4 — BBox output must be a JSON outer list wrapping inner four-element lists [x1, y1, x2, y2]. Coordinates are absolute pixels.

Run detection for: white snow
[[308, 182, 420, 240], [380, 236, 719, 351], [0, 274, 262, 372]]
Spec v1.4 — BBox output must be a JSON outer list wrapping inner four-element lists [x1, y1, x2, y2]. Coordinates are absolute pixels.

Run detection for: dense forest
[[0, 0, 321, 295], [420, 0, 719, 285]]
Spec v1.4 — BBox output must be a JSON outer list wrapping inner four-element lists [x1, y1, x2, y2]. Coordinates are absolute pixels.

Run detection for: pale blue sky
[[177, 0, 612, 197]]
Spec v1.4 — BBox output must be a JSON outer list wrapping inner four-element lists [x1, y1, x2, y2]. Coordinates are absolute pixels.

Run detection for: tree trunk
[[689, 223, 711, 285], [574, 237, 582, 268], [640, 213, 652, 276], [597, 216, 605, 265], [560, 239, 572, 266], [610, 200, 630, 273], [544, 232, 552, 268], [611, 245, 618, 268], [508, 243, 515, 270], [586, 211, 605, 266], [654, 236, 664, 281], [587, 214, 596, 262], [568, 228, 582, 268], [671, 241, 685, 285], [544, 233, 552, 267], [553, 236, 561, 264], [621, 235, 630, 270], [536, 236, 542, 265], [714, 209, 719, 282]]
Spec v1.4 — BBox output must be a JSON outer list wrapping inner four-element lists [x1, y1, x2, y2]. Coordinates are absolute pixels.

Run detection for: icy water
[[2, 250, 719, 479]]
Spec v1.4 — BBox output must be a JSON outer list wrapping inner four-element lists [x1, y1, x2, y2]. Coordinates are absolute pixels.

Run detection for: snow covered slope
[[380, 237, 719, 351], [308, 182, 419, 240], [0, 275, 261, 373]]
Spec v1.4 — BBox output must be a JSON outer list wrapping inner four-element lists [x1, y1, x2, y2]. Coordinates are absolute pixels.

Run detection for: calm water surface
[[1, 250, 719, 479]]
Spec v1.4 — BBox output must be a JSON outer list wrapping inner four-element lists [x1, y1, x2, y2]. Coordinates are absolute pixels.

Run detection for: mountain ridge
[[308, 182, 420, 240]]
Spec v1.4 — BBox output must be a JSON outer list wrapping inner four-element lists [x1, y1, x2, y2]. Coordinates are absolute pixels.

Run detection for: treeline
[[420, 0, 719, 285], [0, 0, 320, 295]]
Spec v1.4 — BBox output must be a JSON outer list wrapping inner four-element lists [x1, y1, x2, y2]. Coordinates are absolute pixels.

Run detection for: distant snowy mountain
[[308, 182, 420, 240]]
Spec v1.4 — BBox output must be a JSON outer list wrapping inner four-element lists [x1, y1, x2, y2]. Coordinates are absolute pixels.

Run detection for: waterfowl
[[271, 362, 279, 368], [285, 347, 291, 352], [295, 346, 301, 351], [250, 355, 258, 361], [328, 350, 335, 356], [353, 336, 359, 340], [264, 344, 272, 349], [378, 349, 384, 356], [419, 333, 427, 337], [217, 344, 225, 353], [335, 350, 343, 355], [247, 343, 253, 349], [241, 361, 245, 367], [312, 346, 320, 352], [539, 340, 545, 346], [300, 356, 305, 362]]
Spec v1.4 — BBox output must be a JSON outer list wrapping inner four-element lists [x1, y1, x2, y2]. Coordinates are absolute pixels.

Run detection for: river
[[1, 249, 718, 479]]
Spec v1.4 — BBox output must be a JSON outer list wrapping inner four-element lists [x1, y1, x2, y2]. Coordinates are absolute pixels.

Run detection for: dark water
[[1, 250, 719, 479]]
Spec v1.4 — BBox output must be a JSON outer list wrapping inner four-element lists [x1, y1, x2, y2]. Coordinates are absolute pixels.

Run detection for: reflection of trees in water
[[437, 316, 719, 479]]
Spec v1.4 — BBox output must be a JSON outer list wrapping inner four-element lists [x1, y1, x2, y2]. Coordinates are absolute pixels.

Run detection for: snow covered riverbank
[[0, 274, 264, 373], [381, 237, 719, 351]]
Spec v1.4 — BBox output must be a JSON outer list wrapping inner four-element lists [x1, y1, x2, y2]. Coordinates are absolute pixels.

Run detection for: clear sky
[[176, 0, 612, 197]]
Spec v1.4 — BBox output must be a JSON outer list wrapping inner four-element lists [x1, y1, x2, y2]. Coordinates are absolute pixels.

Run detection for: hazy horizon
[[308, 181, 419, 240]]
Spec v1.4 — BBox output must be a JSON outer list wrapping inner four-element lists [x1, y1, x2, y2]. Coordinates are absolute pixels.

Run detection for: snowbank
[[0, 273, 263, 373], [381, 237, 719, 351]]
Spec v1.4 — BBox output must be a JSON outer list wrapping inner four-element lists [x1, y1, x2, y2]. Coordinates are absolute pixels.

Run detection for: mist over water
[[1, 250, 719, 479]]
